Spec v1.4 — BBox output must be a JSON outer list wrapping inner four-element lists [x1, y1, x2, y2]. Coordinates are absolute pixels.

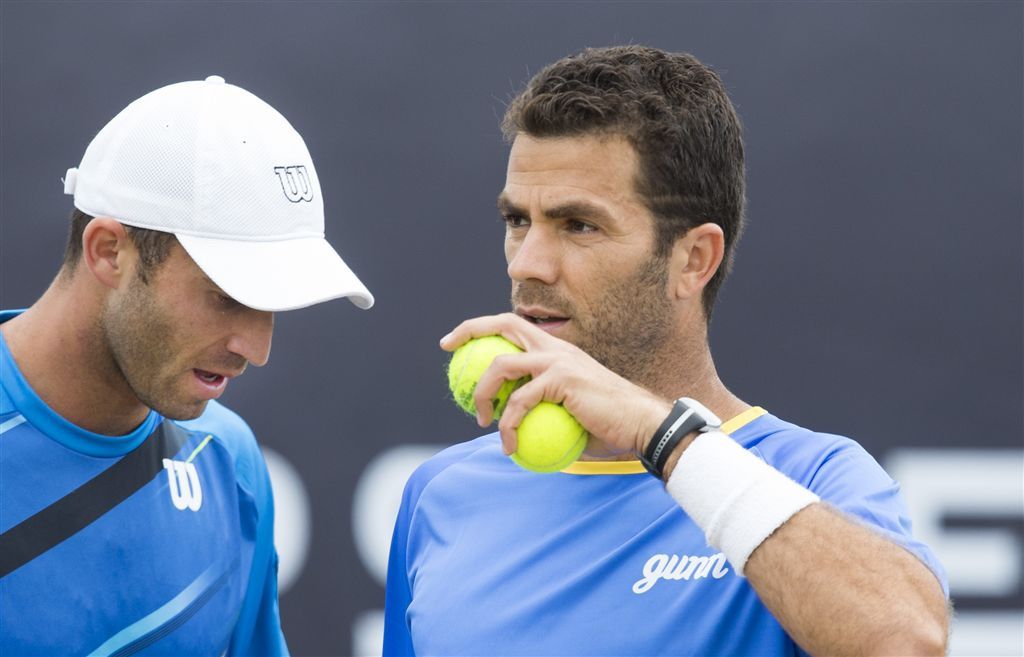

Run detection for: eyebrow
[[497, 194, 613, 223]]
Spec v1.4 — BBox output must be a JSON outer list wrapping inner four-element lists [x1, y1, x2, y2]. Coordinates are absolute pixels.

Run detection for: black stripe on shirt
[[0, 420, 190, 578]]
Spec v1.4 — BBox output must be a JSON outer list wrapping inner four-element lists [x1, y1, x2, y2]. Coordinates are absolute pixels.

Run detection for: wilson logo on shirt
[[274, 165, 314, 203], [632, 552, 731, 594], [162, 459, 203, 512]]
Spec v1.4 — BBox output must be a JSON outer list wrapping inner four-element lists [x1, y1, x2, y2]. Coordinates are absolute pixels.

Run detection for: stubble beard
[[100, 274, 206, 421], [511, 255, 676, 389]]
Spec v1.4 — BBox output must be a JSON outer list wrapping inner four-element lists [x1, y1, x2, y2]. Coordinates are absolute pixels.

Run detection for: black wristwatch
[[639, 397, 721, 479]]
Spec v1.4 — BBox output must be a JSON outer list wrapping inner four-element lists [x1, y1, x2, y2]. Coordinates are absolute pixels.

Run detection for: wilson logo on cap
[[274, 165, 314, 203]]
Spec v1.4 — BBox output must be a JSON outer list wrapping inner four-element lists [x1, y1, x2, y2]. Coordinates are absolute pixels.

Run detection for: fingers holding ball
[[446, 335, 588, 473]]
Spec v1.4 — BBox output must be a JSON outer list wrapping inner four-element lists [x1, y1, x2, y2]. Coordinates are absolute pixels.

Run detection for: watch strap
[[640, 399, 711, 479]]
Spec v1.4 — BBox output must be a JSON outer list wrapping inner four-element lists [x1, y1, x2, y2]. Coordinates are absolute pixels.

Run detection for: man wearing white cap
[[0, 76, 371, 655]]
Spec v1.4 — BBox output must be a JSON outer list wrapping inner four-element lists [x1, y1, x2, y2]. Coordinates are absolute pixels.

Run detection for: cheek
[[574, 256, 663, 312], [146, 299, 220, 365], [173, 319, 225, 358], [172, 294, 229, 336], [564, 260, 608, 302], [504, 237, 518, 265]]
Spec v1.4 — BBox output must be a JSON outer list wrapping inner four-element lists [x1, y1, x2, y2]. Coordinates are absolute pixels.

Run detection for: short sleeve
[[758, 434, 949, 598]]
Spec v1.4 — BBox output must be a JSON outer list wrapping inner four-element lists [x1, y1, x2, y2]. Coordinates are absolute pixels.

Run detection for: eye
[[212, 292, 238, 309], [502, 213, 530, 229], [566, 219, 597, 234]]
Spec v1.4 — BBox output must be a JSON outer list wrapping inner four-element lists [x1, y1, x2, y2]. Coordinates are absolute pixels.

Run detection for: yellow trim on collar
[[720, 406, 768, 435], [558, 406, 768, 475], [560, 460, 649, 475]]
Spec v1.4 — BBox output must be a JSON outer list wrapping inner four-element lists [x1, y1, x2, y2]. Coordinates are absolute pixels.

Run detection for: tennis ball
[[447, 336, 527, 418], [511, 401, 588, 473]]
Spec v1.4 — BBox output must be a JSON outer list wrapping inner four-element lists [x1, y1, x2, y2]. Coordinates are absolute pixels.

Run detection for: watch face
[[680, 397, 722, 428]]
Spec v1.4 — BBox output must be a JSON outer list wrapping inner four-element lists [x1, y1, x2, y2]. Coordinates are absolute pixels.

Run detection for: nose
[[506, 223, 559, 285], [226, 309, 274, 367]]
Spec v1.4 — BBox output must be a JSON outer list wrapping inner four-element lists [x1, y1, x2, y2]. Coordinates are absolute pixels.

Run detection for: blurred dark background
[[2, 2, 1021, 655]]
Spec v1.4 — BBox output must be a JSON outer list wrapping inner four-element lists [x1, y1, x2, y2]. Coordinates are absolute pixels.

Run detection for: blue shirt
[[384, 407, 947, 656], [0, 310, 288, 656]]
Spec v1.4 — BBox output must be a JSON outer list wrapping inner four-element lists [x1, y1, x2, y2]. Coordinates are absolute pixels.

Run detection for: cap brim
[[176, 234, 374, 312]]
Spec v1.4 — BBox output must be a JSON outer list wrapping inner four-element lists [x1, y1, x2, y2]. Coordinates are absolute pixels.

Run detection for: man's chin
[[151, 399, 209, 422]]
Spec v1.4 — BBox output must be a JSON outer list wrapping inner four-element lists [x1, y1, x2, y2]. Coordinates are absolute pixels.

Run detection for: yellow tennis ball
[[447, 336, 527, 418], [511, 401, 588, 473]]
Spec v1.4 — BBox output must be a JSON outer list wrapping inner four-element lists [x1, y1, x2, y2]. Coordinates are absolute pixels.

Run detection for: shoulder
[[173, 401, 268, 493], [175, 400, 257, 449], [401, 433, 501, 508], [739, 412, 948, 593], [733, 413, 890, 492], [0, 311, 24, 416], [0, 383, 15, 418]]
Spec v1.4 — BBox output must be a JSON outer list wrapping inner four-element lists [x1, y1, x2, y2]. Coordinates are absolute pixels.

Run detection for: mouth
[[191, 368, 233, 399], [516, 307, 571, 333]]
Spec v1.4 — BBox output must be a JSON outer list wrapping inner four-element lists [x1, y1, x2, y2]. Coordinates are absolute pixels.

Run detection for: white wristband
[[665, 431, 820, 576]]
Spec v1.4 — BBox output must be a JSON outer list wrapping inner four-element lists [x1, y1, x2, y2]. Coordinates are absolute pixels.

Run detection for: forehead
[[502, 134, 643, 210]]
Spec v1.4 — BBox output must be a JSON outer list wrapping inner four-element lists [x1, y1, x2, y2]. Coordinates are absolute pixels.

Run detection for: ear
[[82, 217, 135, 290], [668, 223, 725, 302]]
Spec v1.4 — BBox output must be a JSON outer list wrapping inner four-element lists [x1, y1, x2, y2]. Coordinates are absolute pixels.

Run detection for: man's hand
[[440, 313, 671, 459]]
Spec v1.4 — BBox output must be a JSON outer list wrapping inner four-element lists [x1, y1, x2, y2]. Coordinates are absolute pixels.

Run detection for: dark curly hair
[[503, 46, 746, 319]]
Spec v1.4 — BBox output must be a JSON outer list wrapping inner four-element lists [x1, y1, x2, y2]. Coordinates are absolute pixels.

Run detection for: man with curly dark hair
[[384, 47, 948, 657]]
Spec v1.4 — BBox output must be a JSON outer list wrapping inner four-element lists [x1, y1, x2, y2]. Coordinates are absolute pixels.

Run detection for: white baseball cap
[[63, 75, 374, 312]]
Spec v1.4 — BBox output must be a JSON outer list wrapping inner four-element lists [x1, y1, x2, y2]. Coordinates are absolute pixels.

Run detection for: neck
[[639, 309, 748, 415], [578, 315, 749, 462], [2, 272, 151, 436]]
